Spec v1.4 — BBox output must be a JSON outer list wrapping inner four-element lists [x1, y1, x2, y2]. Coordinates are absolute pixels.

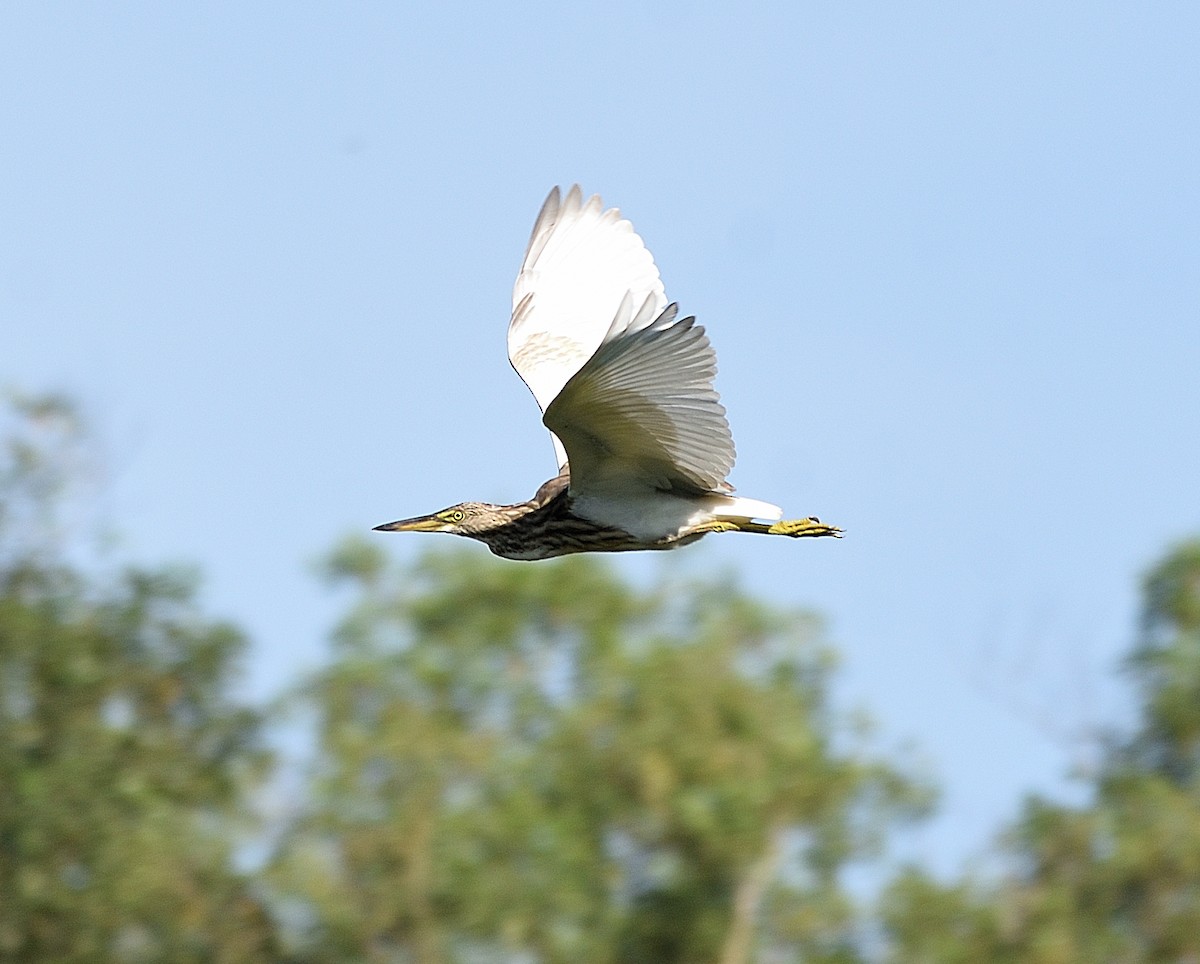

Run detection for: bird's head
[[373, 502, 511, 538]]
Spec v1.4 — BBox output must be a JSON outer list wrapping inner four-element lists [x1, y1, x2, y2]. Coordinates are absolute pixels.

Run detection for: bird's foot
[[767, 517, 843, 539]]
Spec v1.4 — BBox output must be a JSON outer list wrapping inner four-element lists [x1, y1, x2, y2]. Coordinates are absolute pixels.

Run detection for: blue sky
[[5, 2, 1198, 879]]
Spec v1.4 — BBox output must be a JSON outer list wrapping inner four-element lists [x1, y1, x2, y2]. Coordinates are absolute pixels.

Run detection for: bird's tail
[[710, 495, 784, 522]]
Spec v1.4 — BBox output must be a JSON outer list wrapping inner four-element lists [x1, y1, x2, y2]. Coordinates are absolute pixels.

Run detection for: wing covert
[[543, 303, 736, 497]]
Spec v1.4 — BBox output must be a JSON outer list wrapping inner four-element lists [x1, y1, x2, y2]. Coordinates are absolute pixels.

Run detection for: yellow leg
[[688, 519, 743, 534], [689, 517, 842, 539]]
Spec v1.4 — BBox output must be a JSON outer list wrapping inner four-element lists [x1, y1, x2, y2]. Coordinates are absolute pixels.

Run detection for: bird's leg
[[686, 520, 743, 535], [689, 517, 843, 539]]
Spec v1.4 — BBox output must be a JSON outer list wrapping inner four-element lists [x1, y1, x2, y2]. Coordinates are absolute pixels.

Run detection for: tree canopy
[[882, 539, 1200, 963], [269, 542, 927, 963], [6, 391, 1200, 963], [0, 394, 277, 961]]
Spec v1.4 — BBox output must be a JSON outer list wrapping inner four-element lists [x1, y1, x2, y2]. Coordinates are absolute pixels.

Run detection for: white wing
[[543, 299, 737, 499], [508, 185, 667, 470]]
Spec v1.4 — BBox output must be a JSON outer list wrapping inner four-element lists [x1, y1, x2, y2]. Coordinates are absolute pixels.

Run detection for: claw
[[767, 518, 843, 539]]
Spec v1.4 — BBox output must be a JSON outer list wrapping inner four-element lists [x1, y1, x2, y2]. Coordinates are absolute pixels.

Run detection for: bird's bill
[[373, 514, 445, 533]]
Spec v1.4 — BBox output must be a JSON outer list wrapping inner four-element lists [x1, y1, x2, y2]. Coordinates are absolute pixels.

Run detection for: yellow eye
[[448, 509, 466, 523]]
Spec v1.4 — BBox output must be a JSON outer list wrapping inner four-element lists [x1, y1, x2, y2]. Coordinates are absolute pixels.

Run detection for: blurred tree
[[0, 393, 279, 961], [270, 539, 927, 963], [881, 539, 1200, 963]]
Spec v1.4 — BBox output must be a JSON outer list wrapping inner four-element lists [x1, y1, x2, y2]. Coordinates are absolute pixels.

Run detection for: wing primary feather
[[523, 186, 561, 265], [507, 186, 675, 473]]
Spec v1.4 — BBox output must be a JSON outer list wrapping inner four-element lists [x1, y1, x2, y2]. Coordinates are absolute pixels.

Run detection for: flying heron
[[375, 186, 842, 560]]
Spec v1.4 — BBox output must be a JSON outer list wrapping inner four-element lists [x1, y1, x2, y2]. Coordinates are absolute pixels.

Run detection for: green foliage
[[881, 540, 1200, 963], [20, 388, 1200, 962], [0, 391, 87, 567], [270, 540, 927, 963], [1127, 539, 1200, 784], [0, 394, 279, 961]]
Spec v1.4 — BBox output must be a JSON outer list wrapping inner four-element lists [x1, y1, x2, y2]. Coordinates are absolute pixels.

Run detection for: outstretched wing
[[543, 298, 736, 499], [508, 185, 667, 470]]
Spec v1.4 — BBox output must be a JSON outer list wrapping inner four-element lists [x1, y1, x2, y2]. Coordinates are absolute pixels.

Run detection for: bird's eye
[[449, 509, 466, 523]]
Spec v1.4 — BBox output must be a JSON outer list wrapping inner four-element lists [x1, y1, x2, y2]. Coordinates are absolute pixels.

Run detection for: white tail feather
[[712, 496, 783, 522]]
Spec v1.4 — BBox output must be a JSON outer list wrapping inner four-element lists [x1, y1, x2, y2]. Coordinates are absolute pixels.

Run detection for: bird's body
[[376, 186, 841, 558], [409, 471, 791, 561], [438, 473, 710, 561]]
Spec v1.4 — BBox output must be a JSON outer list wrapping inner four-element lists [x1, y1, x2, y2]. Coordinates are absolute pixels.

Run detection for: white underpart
[[572, 488, 783, 542]]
